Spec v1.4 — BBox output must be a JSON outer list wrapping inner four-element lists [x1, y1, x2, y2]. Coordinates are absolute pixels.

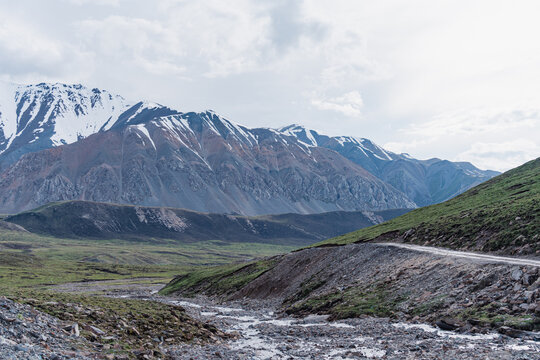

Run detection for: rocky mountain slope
[[4, 201, 409, 245], [0, 82, 498, 214], [0, 109, 415, 215], [280, 124, 499, 206]]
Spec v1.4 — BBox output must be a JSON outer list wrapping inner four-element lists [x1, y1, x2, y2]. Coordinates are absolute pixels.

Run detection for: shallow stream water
[[161, 297, 540, 359], [53, 281, 540, 359]]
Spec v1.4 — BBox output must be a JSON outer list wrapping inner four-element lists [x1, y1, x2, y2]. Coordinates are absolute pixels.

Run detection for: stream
[[159, 296, 540, 359], [54, 281, 540, 359]]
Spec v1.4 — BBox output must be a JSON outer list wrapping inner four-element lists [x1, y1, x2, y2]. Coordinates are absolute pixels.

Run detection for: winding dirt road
[[376, 243, 540, 267]]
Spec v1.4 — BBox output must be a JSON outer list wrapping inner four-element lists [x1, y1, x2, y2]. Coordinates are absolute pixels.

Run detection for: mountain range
[[0, 82, 498, 214], [279, 125, 499, 206]]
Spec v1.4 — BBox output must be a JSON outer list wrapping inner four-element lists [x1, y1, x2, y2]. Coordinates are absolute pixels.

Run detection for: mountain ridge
[[0, 111, 415, 214], [0, 82, 499, 214], [4, 200, 410, 245], [278, 124, 499, 206]]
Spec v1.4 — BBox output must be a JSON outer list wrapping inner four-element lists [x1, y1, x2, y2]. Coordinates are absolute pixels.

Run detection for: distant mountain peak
[[278, 124, 396, 162], [0, 81, 129, 167], [278, 123, 322, 147]]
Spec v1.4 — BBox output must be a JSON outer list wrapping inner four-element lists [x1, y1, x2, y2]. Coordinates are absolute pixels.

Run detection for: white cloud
[[383, 107, 540, 170], [75, 3, 274, 79], [0, 0, 539, 172], [383, 139, 435, 155], [456, 140, 540, 172], [0, 16, 70, 76], [405, 109, 540, 138], [78, 16, 187, 76], [65, 0, 121, 5], [311, 91, 364, 117]]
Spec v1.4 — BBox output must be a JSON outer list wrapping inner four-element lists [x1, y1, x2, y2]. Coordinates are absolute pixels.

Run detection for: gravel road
[[376, 243, 540, 267]]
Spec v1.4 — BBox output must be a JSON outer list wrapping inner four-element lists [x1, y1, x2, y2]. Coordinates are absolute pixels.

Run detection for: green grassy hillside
[[316, 157, 540, 255]]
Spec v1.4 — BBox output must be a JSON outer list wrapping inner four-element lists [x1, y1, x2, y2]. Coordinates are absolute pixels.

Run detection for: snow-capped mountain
[[0, 107, 416, 214], [0, 82, 129, 168], [278, 124, 499, 206], [0, 82, 499, 214]]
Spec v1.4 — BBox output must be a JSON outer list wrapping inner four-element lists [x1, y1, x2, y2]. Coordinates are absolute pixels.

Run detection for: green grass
[[160, 258, 278, 296], [315, 157, 540, 253], [457, 305, 538, 330], [0, 227, 297, 292], [286, 283, 408, 320], [411, 295, 447, 316], [0, 225, 294, 356]]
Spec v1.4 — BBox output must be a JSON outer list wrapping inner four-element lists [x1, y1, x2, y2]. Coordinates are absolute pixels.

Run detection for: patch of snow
[[357, 347, 386, 358], [328, 322, 355, 329], [0, 81, 19, 145], [305, 129, 318, 146], [327, 347, 385, 359], [0, 82, 130, 154], [506, 344, 535, 351], [124, 101, 161, 125], [133, 124, 156, 150], [212, 305, 245, 313]]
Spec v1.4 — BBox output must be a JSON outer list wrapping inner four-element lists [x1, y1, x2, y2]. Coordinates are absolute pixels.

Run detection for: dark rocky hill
[[5, 201, 409, 245]]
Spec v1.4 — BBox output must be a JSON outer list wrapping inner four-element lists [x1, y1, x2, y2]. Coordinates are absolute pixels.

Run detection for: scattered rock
[[498, 326, 525, 338], [435, 319, 459, 331], [511, 268, 523, 281], [0, 297, 93, 359], [88, 325, 105, 335]]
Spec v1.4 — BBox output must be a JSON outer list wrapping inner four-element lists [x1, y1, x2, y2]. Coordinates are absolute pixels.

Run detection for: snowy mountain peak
[[0, 82, 130, 167], [278, 124, 320, 146], [278, 124, 395, 161], [0, 82, 500, 210]]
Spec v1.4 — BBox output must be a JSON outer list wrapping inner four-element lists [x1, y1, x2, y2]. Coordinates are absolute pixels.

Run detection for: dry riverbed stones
[[0, 296, 93, 359]]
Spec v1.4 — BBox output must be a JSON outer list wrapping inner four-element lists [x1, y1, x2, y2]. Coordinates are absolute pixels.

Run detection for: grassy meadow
[[0, 228, 297, 292]]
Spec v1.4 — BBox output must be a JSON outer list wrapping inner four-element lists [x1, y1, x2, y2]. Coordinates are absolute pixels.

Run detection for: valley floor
[[47, 280, 540, 359], [2, 236, 539, 359]]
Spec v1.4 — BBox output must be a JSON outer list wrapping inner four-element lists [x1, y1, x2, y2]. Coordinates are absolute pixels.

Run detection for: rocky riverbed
[[162, 297, 540, 359], [68, 280, 540, 360], [0, 296, 93, 359], [3, 279, 539, 359]]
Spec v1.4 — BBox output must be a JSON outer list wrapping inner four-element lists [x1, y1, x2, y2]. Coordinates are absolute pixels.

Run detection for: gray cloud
[[268, 0, 327, 52], [0, 0, 538, 170]]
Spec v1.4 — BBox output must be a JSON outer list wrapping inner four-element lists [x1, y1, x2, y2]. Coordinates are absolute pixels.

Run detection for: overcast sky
[[1, 0, 539, 171]]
